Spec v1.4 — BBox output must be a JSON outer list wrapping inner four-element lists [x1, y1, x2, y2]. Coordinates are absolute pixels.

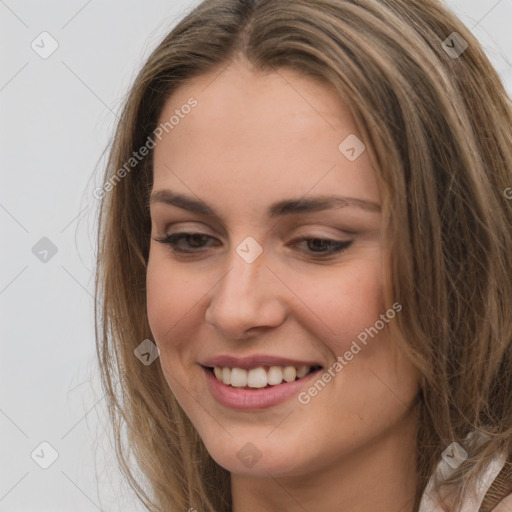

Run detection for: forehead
[[152, 59, 380, 208]]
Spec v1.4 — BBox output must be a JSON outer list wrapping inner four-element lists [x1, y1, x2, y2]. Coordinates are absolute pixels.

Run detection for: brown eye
[[153, 233, 218, 252], [153, 233, 353, 259], [296, 238, 353, 255]]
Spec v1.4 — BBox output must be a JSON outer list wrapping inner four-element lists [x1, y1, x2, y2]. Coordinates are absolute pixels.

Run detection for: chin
[[199, 432, 309, 477]]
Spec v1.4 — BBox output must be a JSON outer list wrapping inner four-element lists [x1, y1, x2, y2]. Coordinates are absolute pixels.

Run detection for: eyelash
[[152, 233, 353, 257]]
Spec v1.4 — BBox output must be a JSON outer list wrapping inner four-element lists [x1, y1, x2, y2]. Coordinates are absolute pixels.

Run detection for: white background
[[1, 1, 511, 510]]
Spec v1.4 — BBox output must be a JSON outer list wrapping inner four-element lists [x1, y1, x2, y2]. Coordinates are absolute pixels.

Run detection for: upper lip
[[201, 354, 323, 370]]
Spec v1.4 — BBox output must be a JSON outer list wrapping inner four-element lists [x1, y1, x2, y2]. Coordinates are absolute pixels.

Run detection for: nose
[[204, 247, 287, 339]]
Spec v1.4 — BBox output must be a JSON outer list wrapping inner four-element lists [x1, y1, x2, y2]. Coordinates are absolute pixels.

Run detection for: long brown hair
[[94, 1, 512, 510]]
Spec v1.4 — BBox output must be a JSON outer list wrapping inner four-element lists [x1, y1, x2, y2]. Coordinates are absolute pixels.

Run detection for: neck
[[231, 405, 419, 512]]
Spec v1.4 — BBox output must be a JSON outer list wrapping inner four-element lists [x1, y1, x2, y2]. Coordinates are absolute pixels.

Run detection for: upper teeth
[[213, 365, 312, 388]]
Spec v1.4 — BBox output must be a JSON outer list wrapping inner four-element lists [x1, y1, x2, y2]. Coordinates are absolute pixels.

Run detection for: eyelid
[[154, 228, 351, 243], [152, 231, 353, 258], [151, 217, 228, 239], [155, 219, 355, 237]]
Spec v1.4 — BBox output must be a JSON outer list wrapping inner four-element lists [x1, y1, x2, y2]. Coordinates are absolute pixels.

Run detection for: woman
[[94, 0, 512, 510]]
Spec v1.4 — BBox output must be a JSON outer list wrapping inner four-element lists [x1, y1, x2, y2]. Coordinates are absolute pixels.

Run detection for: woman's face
[[146, 58, 420, 479]]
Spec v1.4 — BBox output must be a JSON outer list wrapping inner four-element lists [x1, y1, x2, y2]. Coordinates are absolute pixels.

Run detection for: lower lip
[[203, 366, 322, 410]]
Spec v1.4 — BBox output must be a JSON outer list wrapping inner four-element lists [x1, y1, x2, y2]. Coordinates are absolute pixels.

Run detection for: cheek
[[146, 255, 209, 400], [146, 261, 174, 340], [286, 255, 384, 349], [146, 255, 203, 350]]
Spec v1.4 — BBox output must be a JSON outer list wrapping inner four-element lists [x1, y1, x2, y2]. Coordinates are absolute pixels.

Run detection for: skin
[[146, 56, 421, 512]]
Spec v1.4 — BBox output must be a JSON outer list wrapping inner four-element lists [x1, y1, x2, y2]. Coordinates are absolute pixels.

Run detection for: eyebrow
[[149, 189, 381, 217]]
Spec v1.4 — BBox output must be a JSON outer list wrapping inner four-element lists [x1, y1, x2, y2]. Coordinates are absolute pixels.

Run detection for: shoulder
[[489, 493, 512, 512], [418, 447, 508, 512], [480, 455, 512, 512]]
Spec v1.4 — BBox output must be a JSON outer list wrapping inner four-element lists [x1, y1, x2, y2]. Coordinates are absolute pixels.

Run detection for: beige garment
[[418, 450, 509, 512]]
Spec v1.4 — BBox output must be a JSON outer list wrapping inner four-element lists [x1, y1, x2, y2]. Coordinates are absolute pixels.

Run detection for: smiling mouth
[[204, 364, 323, 390]]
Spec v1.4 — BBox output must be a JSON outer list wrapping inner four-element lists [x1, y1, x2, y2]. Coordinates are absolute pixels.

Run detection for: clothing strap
[[480, 456, 512, 512]]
